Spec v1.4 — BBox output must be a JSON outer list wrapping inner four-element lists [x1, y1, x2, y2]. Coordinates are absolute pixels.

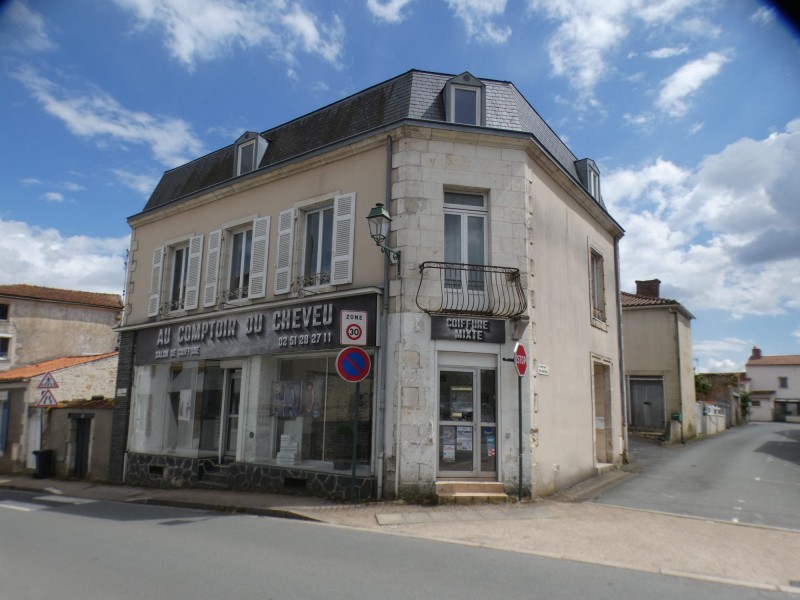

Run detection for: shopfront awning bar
[[416, 261, 527, 319]]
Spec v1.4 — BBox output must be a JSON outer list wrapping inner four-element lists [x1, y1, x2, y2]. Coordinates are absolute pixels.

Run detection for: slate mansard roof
[[139, 69, 605, 217]]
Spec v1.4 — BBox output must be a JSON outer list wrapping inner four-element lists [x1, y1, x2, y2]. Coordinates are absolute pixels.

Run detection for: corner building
[[110, 70, 625, 501]]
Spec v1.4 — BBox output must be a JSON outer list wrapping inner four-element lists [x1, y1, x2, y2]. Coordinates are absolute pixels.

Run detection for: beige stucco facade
[[622, 304, 697, 439], [112, 71, 624, 501]]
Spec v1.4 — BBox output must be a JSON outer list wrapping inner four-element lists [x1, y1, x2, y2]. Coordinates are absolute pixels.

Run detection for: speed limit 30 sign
[[340, 310, 367, 346]]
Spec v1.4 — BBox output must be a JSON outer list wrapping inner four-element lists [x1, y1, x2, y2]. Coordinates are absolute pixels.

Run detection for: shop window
[[274, 193, 355, 294], [239, 354, 373, 472], [147, 235, 203, 317], [590, 247, 606, 323], [204, 216, 270, 307], [165, 363, 199, 452]]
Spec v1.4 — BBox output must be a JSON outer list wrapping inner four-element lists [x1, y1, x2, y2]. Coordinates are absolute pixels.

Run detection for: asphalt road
[[597, 422, 800, 530], [1, 488, 795, 600]]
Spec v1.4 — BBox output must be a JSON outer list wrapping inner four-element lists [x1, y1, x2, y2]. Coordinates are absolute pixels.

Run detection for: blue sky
[[0, 0, 798, 372]]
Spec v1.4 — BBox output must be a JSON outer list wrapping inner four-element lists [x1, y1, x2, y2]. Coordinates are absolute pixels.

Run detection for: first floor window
[[590, 249, 606, 322], [226, 227, 253, 301], [0, 336, 9, 360], [444, 191, 486, 290], [169, 243, 190, 310], [779, 377, 788, 389], [0, 303, 8, 320], [302, 206, 333, 286]]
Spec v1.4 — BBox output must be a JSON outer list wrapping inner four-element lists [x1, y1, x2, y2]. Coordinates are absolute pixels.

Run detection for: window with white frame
[[237, 140, 256, 176], [147, 235, 203, 317], [590, 248, 606, 322], [274, 194, 355, 294], [444, 191, 487, 290], [588, 168, 600, 199], [204, 216, 270, 307]]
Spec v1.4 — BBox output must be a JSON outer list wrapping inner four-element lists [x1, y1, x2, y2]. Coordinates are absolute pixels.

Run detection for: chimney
[[749, 346, 762, 360], [635, 279, 661, 298]]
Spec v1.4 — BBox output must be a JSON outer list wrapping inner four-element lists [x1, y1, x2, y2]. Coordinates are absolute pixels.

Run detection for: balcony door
[[444, 191, 487, 312]]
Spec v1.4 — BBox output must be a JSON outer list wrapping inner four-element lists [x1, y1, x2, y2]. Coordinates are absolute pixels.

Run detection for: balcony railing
[[416, 261, 527, 318]]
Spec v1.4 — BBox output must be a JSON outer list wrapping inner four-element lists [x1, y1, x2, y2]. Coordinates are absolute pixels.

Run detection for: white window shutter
[[330, 193, 355, 285], [248, 216, 270, 299], [274, 209, 295, 295], [147, 246, 164, 317], [183, 234, 203, 310], [203, 229, 222, 307]]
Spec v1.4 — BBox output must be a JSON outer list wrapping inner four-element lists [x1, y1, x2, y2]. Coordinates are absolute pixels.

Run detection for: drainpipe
[[671, 307, 685, 443], [614, 236, 629, 462], [376, 135, 392, 500]]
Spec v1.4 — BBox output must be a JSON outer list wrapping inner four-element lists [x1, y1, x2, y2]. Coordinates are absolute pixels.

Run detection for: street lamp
[[366, 203, 400, 267]]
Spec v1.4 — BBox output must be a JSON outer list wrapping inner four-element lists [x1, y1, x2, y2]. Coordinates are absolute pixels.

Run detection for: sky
[[0, 0, 798, 373]]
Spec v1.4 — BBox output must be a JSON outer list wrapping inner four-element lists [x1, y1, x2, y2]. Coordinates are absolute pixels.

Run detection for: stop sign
[[513, 343, 527, 377]]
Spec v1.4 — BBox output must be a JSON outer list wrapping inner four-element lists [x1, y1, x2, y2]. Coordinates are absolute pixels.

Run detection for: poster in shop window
[[178, 389, 192, 421], [457, 426, 473, 451], [441, 426, 456, 462]]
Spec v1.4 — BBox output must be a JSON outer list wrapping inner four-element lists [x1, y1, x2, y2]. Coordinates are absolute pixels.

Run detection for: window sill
[[591, 317, 608, 332]]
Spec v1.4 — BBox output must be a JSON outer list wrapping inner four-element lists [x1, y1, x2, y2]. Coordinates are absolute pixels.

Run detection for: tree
[[695, 374, 711, 399]]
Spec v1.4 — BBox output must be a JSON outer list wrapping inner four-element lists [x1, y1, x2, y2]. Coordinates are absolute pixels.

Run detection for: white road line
[[34, 495, 95, 505], [0, 500, 42, 512]]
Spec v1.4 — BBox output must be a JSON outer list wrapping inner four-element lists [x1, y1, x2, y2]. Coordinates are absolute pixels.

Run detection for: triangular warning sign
[[37, 372, 59, 389], [35, 390, 58, 407]]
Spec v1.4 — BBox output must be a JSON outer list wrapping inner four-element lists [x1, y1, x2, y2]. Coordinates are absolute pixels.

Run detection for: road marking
[[0, 500, 42, 512], [34, 495, 95, 505]]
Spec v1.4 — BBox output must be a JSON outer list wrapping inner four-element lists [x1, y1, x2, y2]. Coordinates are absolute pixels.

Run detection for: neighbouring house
[[745, 347, 800, 422], [0, 284, 121, 477], [0, 352, 118, 475], [111, 69, 625, 502], [621, 279, 697, 442], [695, 372, 748, 427], [0, 284, 122, 371]]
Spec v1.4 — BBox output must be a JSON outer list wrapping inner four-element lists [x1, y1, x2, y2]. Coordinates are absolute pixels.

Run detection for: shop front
[[124, 293, 378, 500]]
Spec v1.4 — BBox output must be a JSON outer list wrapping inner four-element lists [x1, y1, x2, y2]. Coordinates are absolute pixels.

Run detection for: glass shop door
[[438, 368, 497, 477]]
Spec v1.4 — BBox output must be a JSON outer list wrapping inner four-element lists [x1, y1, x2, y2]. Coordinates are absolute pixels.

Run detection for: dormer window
[[444, 72, 485, 126], [575, 158, 602, 203], [234, 132, 269, 177]]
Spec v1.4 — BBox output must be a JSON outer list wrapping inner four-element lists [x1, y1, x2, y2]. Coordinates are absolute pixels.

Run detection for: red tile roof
[[0, 284, 122, 310], [0, 352, 118, 382], [620, 291, 678, 307], [747, 355, 800, 366]]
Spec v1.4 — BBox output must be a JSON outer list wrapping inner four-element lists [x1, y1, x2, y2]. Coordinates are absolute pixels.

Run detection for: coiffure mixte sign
[[135, 295, 377, 366]]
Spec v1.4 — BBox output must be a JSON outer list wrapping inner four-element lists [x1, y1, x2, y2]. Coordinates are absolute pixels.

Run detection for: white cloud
[[606, 119, 800, 318], [12, 67, 203, 167], [43, 192, 64, 203], [0, 219, 129, 294], [2, 0, 55, 52], [793, 327, 800, 343], [447, 0, 511, 44], [113, 0, 344, 70], [113, 169, 160, 195], [367, 0, 414, 23], [647, 46, 688, 59], [700, 358, 740, 373], [657, 51, 731, 117], [751, 6, 775, 26], [528, 0, 709, 101]]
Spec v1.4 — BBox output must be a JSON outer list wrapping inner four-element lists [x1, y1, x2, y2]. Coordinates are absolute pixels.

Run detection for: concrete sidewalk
[[1, 471, 799, 594]]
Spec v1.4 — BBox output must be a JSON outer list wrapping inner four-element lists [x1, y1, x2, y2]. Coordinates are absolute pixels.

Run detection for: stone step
[[434, 481, 509, 505]]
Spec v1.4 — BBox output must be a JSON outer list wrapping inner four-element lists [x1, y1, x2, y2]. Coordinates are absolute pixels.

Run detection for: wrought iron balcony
[[416, 261, 527, 318]]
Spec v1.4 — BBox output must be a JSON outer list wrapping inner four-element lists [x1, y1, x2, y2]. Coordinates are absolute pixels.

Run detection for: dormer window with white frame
[[444, 72, 485, 127], [234, 131, 269, 177], [576, 158, 602, 202]]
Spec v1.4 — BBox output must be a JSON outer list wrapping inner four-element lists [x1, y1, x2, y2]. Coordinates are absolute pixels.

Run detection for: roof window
[[235, 132, 269, 176], [444, 72, 485, 126], [575, 158, 603, 204]]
